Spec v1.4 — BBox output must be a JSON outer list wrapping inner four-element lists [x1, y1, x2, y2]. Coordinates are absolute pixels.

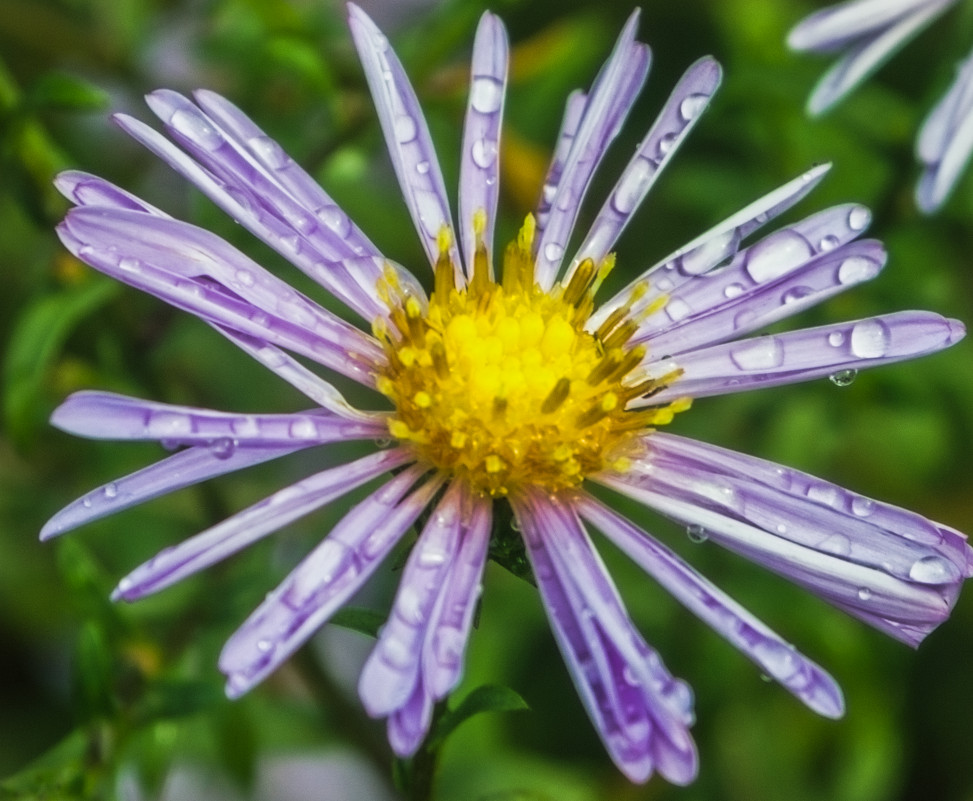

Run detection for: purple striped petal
[[347, 4, 462, 281], [41, 441, 303, 540], [513, 490, 697, 785], [458, 12, 508, 278], [597, 433, 973, 645], [113, 110, 392, 321], [570, 57, 721, 274], [590, 164, 832, 332], [535, 90, 586, 241], [790, 0, 953, 115], [55, 170, 169, 215], [219, 465, 441, 697], [51, 391, 386, 445], [916, 50, 973, 212], [534, 11, 651, 289], [638, 235, 885, 356], [576, 495, 844, 717], [388, 678, 435, 757], [359, 481, 490, 754], [114, 447, 412, 601], [639, 310, 964, 404], [57, 207, 381, 387]]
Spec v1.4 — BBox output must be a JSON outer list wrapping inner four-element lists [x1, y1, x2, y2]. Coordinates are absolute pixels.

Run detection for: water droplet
[[381, 636, 414, 669], [687, 524, 708, 543], [679, 229, 737, 275], [851, 496, 874, 517], [782, 285, 814, 304], [397, 586, 425, 626], [837, 256, 878, 285], [149, 411, 193, 436], [776, 524, 788, 535], [723, 283, 745, 299], [857, 587, 872, 601], [847, 205, 870, 231], [82, 497, 93, 509], [543, 242, 564, 263], [103, 483, 118, 499], [744, 230, 813, 283], [235, 269, 255, 287], [170, 108, 223, 151], [118, 257, 142, 273], [611, 157, 655, 214], [248, 135, 289, 169], [470, 75, 503, 113], [818, 533, 851, 556], [733, 308, 757, 331], [819, 234, 840, 251], [729, 336, 785, 370], [289, 418, 318, 440], [827, 331, 845, 347], [471, 137, 498, 169], [665, 296, 692, 322], [849, 318, 891, 358], [679, 92, 709, 121], [433, 626, 464, 669], [210, 437, 236, 459], [394, 114, 417, 144], [908, 555, 958, 584], [657, 131, 677, 156], [256, 638, 273, 653], [316, 205, 352, 237], [417, 547, 447, 568], [415, 160, 430, 175], [829, 369, 857, 387]]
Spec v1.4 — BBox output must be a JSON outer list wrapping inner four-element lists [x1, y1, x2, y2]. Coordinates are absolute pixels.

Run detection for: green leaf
[[0, 730, 89, 800], [426, 685, 529, 750]]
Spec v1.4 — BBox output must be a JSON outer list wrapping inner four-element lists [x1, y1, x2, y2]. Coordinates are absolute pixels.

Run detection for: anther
[[602, 319, 639, 349], [430, 340, 449, 379], [562, 258, 596, 306], [541, 377, 571, 414], [586, 349, 624, 386]]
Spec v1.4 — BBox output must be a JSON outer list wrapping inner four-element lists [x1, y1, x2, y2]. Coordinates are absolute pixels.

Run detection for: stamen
[[562, 258, 596, 306], [541, 377, 571, 413]]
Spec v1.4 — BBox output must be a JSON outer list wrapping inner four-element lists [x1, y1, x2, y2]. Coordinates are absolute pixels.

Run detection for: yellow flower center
[[374, 214, 688, 496]]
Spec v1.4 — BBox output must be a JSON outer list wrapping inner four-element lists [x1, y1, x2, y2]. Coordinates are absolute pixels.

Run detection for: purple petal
[[347, 4, 462, 280], [113, 109, 391, 321], [535, 11, 651, 289], [55, 170, 169, 215], [638, 311, 964, 404], [916, 50, 973, 212], [597, 433, 973, 644], [512, 489, 697, 785], [387, 678, 435, 757], [793, 1, 953, 115], [51, 391, 386, 445], [535, 90, 586, 241], [637, 234, 885, 356], [41, 441, 303, 540], [113, 447, 412, 601], [570, 57, 722, 274], [359, 481, 490, 723], [458, 12, 509, 278], [576, 495, 844, 717], [57, 207, 381, 387], [590, 164, 832, 332], [787, 0, 947, 52], [219, 466, 441, 697]]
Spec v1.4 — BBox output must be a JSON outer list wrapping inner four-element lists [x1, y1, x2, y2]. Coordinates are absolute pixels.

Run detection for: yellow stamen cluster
[[374, 215, 688, 496]]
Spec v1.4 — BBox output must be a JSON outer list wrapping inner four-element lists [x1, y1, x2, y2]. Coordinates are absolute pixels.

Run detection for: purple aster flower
[[44, 4, 972, 785], [788, 0, 973, 212]]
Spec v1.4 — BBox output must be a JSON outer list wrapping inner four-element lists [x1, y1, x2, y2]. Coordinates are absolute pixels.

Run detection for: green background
[[1, 0, 972, 799]]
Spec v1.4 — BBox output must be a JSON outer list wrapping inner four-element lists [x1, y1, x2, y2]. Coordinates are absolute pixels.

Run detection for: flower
[[44, 4, 972, 785], [788, 0, 973, 212]]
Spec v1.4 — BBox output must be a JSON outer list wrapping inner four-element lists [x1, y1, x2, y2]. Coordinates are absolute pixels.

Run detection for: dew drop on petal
[[837, 256, 878, 284], [611, 157, 655, 214], [849, 318, 891, 358], [744, 230, 813, 283], [317, 206, 352, 237], [248, 135, 289, 169], [471, 137, 498, 169], [851, 496, 874, 517], [729, 336, 785, 370], [827, 331, 845, 347], [847, 206, 871, 231], [723, 282, 745, 299], [119, 257, 142, 273], [679, 93, 709, 121], [679, 229, 737, 275], [829, 369, 857, 387], [908, 555, 959, 584], [381, 636, 414, 669], [394, 114, 418, 144], [170, 108, 223, 151], [256, 638, 273, 654], [818, 533, 851, 556], [544, 242, 564, 263], [235, 269, 255, 287], [103, 483, 118, 499], [416, 160, 431, 175], [470, 75, 504, 113], [210, 437, 236, 459], [657, 131, 677, 157], [782, 286, 814, 304], [857, 587, 872, 601], [289, 418, 318, 440], [665, 297, 692, 322], [687, 524, 708, 543], [819, 234, 840, 252]]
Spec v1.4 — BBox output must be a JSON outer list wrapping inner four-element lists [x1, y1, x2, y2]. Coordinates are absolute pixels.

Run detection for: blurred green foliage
[[2, 0, 973, 799]]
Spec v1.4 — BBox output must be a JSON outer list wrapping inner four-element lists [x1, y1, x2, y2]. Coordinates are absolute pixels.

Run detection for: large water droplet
[[827, 331, 845, 347], [289, 418, 318, 440], [657, 132, 677, 157], [665, 297, 692, 322], [829, 369, 857, 387], [470, 75, 503, 113], [679, 93, 709, 121], [687, 524, 708, 543], [850, 496, 874, 517], [381, 636, 414, 669], [394, 114, 417, 144], [118, 257, 142, 273], [729, 336, 785, 370], [818, 533, 851, 556], [744, 230, 813, 283], [471, 137, 498, 169], [847, 205, 870, 231], [679, 229, 737, 275], [908, 555, 958, 584], [248, 135, 289, 169], [170, 108, 223, 151], [210, 437, 236, 459], [543, 242, 564, 263], [837, 256, 878, 284], [317, 205, 352, 237], [611, 157, 655, 214], [849, 318, 891, 358], [723, 282, 745, 299]]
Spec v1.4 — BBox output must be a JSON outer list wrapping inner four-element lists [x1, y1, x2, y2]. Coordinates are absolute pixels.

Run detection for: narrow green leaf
[[426, 684, 529, 749], [29, 73, 109, 111], [330, 606, 385, 638]]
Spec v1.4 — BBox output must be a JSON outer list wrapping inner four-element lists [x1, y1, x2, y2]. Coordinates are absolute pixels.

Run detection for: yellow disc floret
[[374, 216, 687, 496]]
